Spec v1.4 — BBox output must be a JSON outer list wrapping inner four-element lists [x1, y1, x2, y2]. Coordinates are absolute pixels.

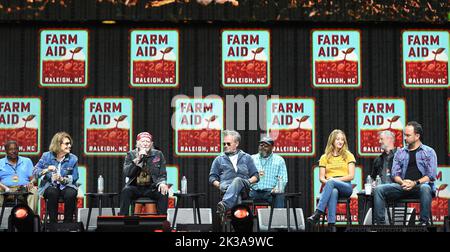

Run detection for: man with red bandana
[[118, 132, 169, 215]]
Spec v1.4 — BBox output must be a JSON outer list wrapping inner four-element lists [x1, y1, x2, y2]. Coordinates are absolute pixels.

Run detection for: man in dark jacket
[[371, 130, 397, 184], [119, 132, 169, 215]]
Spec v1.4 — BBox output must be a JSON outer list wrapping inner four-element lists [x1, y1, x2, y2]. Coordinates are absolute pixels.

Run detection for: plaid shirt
[[392, 144, 437, 192], [251, 153, 288, 191]]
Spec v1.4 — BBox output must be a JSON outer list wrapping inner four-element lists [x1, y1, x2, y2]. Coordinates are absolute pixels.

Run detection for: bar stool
[[268, 192, 302, 232], [388, 198, 433, 225], [131, 197, 157, 215], [43, 196, 78, 231], [172, 193, 205, 229], [318, 196, 352, 227]]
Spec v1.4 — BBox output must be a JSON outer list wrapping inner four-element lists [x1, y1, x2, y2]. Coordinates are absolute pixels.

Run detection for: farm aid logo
[[222, 29, 270, 88], [402, 30, 449, 88], [312, 30, 361, 88], [84, 98, 133, 156], [357, 98, 406, 157], [174, 98, 223, 156], [130, 29, 178, 87], [0, 98, 41, 155], [40, 29, 88, 87], [266, 98, 315, 156]]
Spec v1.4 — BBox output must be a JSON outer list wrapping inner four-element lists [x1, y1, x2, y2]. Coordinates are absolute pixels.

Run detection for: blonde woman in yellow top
[[307, 129, 356, 230]]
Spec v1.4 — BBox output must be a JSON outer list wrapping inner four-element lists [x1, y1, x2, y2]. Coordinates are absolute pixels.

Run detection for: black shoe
[[216, 201, 226, 215], [418, 220, 430, 226], [306, 209, 324, 225], [328, 224, 337, 232]]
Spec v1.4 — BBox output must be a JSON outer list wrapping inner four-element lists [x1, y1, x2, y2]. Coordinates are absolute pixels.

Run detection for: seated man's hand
[[158, 183, 169, 195], [402, 180, 415, 191]]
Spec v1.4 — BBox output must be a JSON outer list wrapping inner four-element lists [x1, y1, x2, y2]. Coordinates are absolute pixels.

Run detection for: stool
[[43, 197, 78, 231], [0, 191, 31, 225], [318, 196, 352, 227], [131, 197, 157, 215], [240, 199, 271, 216], [172, 193, 205, 229], [85, 192, 118, 230], [388, 198, 433, 225], [268, 192, 302, 232]]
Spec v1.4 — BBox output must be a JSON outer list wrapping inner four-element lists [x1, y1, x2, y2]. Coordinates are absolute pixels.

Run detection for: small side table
[[357, 191, 374, 224], [85, 192, 118, 231], [172, 193, 206, 229], [268, 192, 302, 232]]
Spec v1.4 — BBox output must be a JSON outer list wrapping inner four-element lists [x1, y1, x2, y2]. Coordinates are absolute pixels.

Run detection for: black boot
[[328, 223, 337, 232], [307, 209, 324, 225]]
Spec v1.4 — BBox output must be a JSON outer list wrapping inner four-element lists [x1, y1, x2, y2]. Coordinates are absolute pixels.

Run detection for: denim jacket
[[34, 151, 79, 195], [391, 144, 437, 192], [209, 150, 259, 191]]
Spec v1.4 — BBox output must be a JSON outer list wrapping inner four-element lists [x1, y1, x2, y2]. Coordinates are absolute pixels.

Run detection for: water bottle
[[364, 175, 372, 195], [375, 175, 382, 187], [276, 176, 284, 193], [181, 176, 187, 194], [98, 175, 104, 194]]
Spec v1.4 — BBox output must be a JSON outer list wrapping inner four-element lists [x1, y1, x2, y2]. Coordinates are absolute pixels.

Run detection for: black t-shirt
[[405, 148, 422, 181]]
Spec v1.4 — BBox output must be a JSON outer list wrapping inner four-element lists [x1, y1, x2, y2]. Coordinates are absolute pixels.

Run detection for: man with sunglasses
[[250, 136, 288, 208], [209, 130, 259, 215]]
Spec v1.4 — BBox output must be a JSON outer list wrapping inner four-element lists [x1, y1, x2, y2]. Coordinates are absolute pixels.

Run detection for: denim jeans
[[316, 179, 353, 224], [220, 177, 251, 209], [373, 183, 433, 224], [249, 189, 285, 208]]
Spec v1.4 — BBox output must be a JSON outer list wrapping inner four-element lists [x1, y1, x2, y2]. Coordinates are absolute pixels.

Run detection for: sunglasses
[[62, 142, 72, 146], [223, 142, 232, 146]]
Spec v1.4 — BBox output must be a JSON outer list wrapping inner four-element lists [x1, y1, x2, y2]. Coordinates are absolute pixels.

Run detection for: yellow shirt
[[319, 150, 356, 178]]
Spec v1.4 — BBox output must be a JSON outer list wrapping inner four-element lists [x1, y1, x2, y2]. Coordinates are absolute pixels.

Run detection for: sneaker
[[216, 201, 226, 215]]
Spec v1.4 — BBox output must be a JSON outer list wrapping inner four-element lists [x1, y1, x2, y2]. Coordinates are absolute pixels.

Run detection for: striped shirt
[[251, 153, 288, 191]]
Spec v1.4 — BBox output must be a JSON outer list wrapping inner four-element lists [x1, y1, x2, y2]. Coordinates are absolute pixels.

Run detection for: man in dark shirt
[[373, 121, 437, 225], [371, 130, 397, 184]]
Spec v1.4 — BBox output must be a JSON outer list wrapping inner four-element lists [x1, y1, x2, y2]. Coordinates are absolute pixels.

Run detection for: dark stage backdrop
[[0, 22, 448, 218]]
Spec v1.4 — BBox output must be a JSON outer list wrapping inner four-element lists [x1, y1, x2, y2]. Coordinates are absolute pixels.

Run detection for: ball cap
[[137, 132, 152, 141], [259, 136, 274, 146]]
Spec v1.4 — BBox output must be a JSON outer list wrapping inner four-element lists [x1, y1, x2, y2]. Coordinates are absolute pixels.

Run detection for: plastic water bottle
[[98, 175, 104, 194], [364, 175, 372, 195], [181, 176, 187, 194], [276, 176, 284, 193], [375, 175, 382, 187]]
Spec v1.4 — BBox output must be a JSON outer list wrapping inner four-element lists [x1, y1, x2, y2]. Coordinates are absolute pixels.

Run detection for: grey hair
[[223, 130, 241, 143], [378, 130, 395, 139]]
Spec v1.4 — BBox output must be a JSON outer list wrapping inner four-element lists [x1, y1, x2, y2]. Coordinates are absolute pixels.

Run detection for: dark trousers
[[44, 186, 77, 223], [119, 185, 168, 215]]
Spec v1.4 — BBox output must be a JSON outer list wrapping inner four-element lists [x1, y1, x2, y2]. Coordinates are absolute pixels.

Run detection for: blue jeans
[[220, 177, 251, 209], [316, 180, 353, 224], [249, 189, 285, 208], [373, 183, 433, 224]]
